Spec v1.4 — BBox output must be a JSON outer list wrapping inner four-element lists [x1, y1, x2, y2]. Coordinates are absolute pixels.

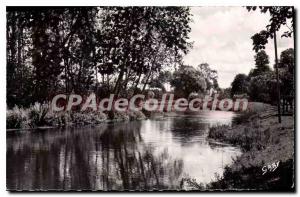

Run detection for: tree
[[230, 74, 249, 97], [249, 50, 271, 77], [248, 72, 277, 103], [219, 88, 231, 99], [278, 48, 294, 72], [6, 7, 99, 103], [247, 6, 294, 123], [29, 8, 68, 102], [6, 7, 193, 107], [278, 48, 294, 97], [247, 6, 294, 52], [98, 7, 192, 96], [61, 7, 99, 94], [7, 9, 34, 107], [255, 50, 270, 70], [148, 71, 172, 92], [170, 65, 206, 98], [197, 63, 218, 90]]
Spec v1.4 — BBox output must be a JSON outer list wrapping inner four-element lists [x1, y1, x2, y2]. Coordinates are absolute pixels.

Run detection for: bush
[[7, 103, 148, 130], [6, 106, 30, 129], [28, 102, 49, 127], [46, 110, 107, 126], [109, 111, 130, 121], [248, 72, 277, 103], [91, 111, 107, 123], [208, 159, 294, 191], [107, 110, 147, 121], [232, 112, 256, 125], [128, 110, 146, 120], [71, 112, 92, 125], [45, 111, 72, 126], [7, 107, 23, 129]]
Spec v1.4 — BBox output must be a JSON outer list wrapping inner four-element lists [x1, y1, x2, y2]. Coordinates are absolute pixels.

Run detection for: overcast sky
[[183, 7, 294, 88]]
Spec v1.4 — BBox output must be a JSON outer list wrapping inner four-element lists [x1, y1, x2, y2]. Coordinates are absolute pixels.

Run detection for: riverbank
[[6, 102, 276, 131], [206, 112, 294, 191], [6, 103, 147, 130]]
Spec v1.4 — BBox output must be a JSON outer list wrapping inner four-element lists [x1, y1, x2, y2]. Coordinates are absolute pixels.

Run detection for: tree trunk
[[134, 73, 142, 94], [273, 31, 281, 123], [142, 70, 152, 92]]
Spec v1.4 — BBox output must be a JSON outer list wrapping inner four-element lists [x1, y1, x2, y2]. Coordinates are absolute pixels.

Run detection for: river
[[7, 111, 242, 191]]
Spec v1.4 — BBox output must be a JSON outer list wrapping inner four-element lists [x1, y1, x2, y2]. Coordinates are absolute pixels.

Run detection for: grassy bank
[[6, 103, 146, 130], [206, 112, 294, 191]]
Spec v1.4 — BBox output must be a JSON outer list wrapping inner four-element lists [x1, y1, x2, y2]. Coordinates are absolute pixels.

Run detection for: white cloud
[[184, 7, 294, 88]]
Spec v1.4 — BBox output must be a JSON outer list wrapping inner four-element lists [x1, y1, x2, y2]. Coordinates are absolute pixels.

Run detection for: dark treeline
[[7, 7, 192, 108], [230, 48, 294, 104], [230, 6, 294, 106]]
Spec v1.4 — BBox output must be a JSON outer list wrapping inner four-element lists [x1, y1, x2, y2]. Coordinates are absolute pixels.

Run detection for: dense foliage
[[7, 7, 193, 107], [230, 48, 294, 103]]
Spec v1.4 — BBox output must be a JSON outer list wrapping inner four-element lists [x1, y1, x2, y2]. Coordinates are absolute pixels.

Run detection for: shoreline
[[205, 112, 295, 191], [6, 109, 170, 132]]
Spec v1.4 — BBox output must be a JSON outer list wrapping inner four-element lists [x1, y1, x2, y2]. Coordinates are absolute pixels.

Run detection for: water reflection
[[7, 111, 241, 190]]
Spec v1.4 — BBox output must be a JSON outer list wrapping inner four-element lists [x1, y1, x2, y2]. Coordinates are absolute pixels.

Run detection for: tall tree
[[278, 48, 294, 97], [249, 50, 271, 77], [61, 7, 99, 94], [278, 48, 294, 72], [171, 65, 206, 98], [247, 6, 294, 52], [6, 7, 192, 107], [230, 74, 249, 97], [7, 8, 34, 107], [197, 63, 218, 90], [247, 6, 294, 123], [98, 7, 192, 96]]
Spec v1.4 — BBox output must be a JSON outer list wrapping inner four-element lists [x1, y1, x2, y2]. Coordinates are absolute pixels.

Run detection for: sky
[[183, 7, 294, 88]]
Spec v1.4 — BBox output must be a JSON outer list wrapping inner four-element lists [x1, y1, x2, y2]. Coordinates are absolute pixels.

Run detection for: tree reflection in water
[[7, 121, 184, 190], [7, 113, 241, 191]]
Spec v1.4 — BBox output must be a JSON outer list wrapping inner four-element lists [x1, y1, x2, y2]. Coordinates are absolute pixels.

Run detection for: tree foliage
[[7, 7, 192, 107], [231, 48, 294, 103], [170, 63, 219, 98], [248, 72, 277, 103], [197, 63, 219, 90], [170, 65, 206, 98], [278, 48, 294, 97], [249, 50, 271, 78], [230, 74, 249, 97], [247, 6, 294, 52], [246, 6, 294, 105]]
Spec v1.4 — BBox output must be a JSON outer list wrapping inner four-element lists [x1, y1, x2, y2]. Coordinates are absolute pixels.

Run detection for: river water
[[7, 111, 241, 191]]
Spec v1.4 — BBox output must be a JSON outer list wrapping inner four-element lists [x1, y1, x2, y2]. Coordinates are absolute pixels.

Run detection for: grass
[[208, 159, 294, 191], [6, 106, 29, 129], [205, 114, 295, 191], [232, 111, 257, 125], [7, 103, 147, 130]]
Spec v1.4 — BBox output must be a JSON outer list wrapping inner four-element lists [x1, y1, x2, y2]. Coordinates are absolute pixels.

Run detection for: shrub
[[7, 107, 23, 129], [71, 112, 92, 125], [6, 106, 29, 129], [112, 111, 130, 121], [45, 111, 72, 126], [232, 112, 256, 125], [28, 102, 49, 127], [248, 72, 277, 103], [69, 111, 107, 125], [91, 111, 107, 123], [128, 110, 146, 120]]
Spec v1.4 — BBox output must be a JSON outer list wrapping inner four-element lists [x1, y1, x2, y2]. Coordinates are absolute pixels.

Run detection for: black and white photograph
[[5, 5, 295, 191]]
